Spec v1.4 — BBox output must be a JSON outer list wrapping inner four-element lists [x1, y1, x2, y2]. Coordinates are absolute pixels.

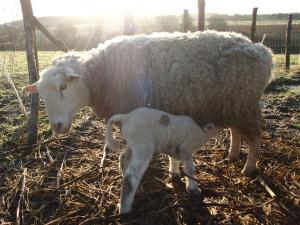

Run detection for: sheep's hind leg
[[227, 127, 242, 162], [242, 134, 261, 177], [119, 146, 132, 175], [168, 156, 180, 182], [119, 145, 153, 214]]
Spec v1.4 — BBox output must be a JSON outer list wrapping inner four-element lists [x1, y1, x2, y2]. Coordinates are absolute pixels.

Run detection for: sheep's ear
[[22, 83, 38, 93], [65, 67, 82, 79], [66, 73, 82, 79], [203, 123, 215, 133]]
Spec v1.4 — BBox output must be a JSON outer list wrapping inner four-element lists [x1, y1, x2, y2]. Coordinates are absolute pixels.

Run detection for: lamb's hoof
[[119, 212, 132, 223], [170, 173, 181, 183], [187, 188, 204, 203], [226, 155, 239, 163], [242, 167, 258, 178], [187, 187, 202, 196], [170, 174, 185, 192]]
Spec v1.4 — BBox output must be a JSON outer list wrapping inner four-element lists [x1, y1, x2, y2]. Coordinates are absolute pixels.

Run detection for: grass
[[0, 51, 61, 148], [226, 20, 300, 25]]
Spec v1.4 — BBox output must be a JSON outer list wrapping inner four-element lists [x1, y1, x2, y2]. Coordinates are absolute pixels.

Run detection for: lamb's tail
[[105, 114, 128, 152]]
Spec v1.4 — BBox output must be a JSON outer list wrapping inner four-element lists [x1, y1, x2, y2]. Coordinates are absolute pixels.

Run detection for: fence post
[[251, 7, 258, 42], [20, 0, 39, 145], [198, 0, 205, 31], [183, 9, 189, 32], [285, 14, 293, 70], [124, 13, 134, 35]]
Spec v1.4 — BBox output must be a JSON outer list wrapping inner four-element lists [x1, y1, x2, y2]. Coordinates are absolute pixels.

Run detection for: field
[[226, 20, 300, 25], [0, 51, 299, 225]]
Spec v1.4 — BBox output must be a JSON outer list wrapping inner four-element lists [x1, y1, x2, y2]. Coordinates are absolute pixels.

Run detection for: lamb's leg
[[227, 127, 242, 162], [168, 156, 180, 182], [182, 158, 201, 195], [119, 146, 132, 175], [120, 146, 153, 214], [242, 134, 261, 177]]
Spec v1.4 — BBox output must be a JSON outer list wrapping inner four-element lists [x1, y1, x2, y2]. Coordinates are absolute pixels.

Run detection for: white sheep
[[23, 31, 274, 176], [105, 107, 219, 214]]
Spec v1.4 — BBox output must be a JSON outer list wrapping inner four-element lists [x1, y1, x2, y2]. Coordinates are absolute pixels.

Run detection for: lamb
[[23, 31, 274, 176], [105, 107, 219, 214]]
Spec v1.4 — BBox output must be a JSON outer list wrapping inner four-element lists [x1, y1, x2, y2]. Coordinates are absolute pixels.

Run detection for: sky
[[0, 0, 298, 24]]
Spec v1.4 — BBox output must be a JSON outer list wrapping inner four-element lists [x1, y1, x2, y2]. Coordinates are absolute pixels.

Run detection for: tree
[[53, 25, 78, 49], [182, 9, 196, 32], [207, 16, 228, 31], [84, 26, 103, 50], [155, 15, 181, 32]]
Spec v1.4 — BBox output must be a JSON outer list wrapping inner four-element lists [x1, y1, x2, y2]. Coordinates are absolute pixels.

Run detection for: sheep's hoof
[[242, 167, 258, 177]]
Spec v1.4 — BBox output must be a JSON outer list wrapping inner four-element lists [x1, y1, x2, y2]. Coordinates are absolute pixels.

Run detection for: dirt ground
[[0, 55, 299, 225]]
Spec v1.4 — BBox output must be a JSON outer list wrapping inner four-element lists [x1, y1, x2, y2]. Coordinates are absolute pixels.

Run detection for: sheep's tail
[[105, 114, 128, 152]]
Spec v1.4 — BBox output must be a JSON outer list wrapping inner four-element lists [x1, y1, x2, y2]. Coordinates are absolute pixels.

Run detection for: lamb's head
[[23, 65, 90, 134], [202, 123, 220, 139]]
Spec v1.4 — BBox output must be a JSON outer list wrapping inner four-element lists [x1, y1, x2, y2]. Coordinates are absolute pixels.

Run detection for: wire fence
[[0, 0, 299, 56], [223, 23, 300, 54]]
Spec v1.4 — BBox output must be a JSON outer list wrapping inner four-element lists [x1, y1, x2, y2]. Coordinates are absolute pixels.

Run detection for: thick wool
[[53, 31, 273, 137]]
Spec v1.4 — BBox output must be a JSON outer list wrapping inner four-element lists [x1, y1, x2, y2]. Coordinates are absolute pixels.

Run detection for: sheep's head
[[23, 65, 90, 134]]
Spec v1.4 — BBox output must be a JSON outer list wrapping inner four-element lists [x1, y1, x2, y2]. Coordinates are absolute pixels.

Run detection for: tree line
[[0, 13, 299, 51]]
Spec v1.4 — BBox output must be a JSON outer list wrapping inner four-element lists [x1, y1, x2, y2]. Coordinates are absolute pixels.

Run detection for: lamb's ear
[[22, 82, 38, 93], [65, 67, 82, 80], [203, 123, 215, 133]]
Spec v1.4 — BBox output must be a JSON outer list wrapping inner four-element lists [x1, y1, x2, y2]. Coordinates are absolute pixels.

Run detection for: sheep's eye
[[59, 85, 67, 98]]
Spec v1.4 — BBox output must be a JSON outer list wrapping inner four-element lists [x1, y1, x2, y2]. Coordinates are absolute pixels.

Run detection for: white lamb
[[105, 107, 219, 214]]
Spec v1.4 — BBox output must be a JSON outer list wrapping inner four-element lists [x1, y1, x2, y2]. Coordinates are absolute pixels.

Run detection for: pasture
[[0, 51, 299, 224]]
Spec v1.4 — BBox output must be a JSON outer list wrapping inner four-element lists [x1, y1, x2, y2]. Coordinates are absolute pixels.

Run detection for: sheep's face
[[23, 66, 90, 134]]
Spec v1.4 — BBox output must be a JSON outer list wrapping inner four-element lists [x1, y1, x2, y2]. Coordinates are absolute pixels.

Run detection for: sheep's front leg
[[182, 158, 201, 196], [168, 156, 180, 182], [120, 146, 153, 214]]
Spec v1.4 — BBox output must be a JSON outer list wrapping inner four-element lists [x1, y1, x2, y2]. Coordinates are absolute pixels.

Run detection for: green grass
[[0, 51, 61, 149], [272, 54, 299, 78], [226, 20, 300, 25]]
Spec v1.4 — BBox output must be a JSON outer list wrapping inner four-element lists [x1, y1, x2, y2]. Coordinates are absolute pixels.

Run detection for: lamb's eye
[[59, 85, 67, 98]]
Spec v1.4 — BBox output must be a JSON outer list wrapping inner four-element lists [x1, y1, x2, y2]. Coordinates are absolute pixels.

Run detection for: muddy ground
[[0, 56, 299, 225]]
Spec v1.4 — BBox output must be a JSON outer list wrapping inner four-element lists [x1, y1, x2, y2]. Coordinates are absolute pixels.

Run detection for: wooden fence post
[[20, 0, 39, 145], [198, 0, 205, 31], [183, 9, 189, 32], [33, 17, 68, 52], [251, 7, 258, 42], [124, 13, 134, 35], [285, 14, 293, 70]]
